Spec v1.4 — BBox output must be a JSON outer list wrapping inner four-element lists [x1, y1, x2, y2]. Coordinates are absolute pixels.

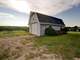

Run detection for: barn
[[29, 12, 65, 36]]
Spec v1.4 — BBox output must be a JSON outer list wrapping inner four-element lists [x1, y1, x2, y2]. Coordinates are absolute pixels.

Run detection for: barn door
[[31, 23, 38, 35]]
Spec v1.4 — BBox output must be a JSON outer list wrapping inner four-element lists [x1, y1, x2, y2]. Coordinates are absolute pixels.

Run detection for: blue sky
[[55, 4, 80, 26], [0, 0, 80, 27]]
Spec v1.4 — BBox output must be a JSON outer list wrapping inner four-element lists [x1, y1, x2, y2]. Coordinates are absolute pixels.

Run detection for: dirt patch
[[0, 35, 80, 60]]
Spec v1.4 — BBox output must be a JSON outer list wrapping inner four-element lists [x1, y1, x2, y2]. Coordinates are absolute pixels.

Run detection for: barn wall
[[29, 13, 40, 36]]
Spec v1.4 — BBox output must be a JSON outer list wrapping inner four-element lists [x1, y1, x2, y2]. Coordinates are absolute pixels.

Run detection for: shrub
[[45, 25, 57, 36], [79, 29, 80, 32], [60, 27, 68, 34]]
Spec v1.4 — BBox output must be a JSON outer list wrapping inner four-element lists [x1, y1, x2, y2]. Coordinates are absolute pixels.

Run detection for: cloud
[[26, 0, 80, 16], [0, 12, 28, 26], [0, 0, 30, 26], [0, 0, 80, 16], [0, 0, 30, 14]]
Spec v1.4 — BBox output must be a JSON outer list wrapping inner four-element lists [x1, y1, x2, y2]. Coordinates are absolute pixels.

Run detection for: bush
[[45, 25, 57, 36], [79, 29, 80, 32], [60, 27, 68, 34]]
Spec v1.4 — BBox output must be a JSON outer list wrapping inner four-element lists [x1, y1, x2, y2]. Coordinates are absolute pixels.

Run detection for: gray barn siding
[[29, 13, 41, 36]]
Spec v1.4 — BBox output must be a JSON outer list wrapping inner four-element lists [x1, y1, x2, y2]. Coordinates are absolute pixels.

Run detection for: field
[[0, 26, 30, 37], [0, 31, 30, 37], [34, 32, 80, 59], [0, 30, 80, 60]]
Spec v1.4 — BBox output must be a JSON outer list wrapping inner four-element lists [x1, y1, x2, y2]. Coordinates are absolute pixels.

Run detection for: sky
[[0, 0, 80, 26]]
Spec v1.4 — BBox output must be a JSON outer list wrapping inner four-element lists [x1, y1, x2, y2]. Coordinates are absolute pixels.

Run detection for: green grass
[[34, 32, 80, 59], [0, 31, 30, 37]]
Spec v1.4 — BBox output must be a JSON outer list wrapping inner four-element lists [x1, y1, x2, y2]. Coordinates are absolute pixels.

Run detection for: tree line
[[66, 26, 80, 32], [0, 26, 29, 32]]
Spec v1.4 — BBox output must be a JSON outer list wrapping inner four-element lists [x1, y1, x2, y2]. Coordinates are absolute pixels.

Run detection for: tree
[[79, 29, 80, 32], [73, 26, 78, 31]]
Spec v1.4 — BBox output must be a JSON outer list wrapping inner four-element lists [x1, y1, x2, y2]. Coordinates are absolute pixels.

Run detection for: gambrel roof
[[30, 12, 65, 25]]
